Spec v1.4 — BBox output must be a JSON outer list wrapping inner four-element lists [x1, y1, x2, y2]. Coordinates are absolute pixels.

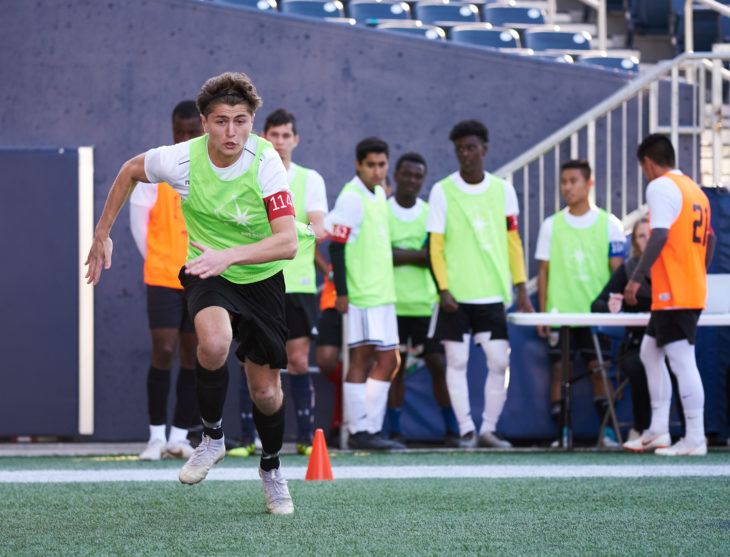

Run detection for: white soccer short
[[346, 303, 399, 350]]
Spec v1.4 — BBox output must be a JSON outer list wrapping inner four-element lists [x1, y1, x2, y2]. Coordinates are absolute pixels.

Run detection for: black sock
[[594, 396, 609, 423], [173, 367, 197, 430], [147, 366, 170, 425], [253, 400, 285, 470], [550, 401, 562, 431], [195, 360, 229, 439]]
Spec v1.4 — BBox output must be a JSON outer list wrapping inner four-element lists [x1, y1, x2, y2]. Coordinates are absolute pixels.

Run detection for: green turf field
[[2, 451, 729, 556]]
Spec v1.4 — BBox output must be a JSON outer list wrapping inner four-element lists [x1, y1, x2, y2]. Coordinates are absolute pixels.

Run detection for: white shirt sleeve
[[143, 142, 191, 199], [258, 148, 291, 198], [534, 216, 554, 261], [426, 183, 447, 233], [607, 214, 627, 258], [503, 180, 520, 217], [304, 169, 328, 214], [129, 182, 158, 259], [324, 188, 363, 242], [646, 177, 683, 229]]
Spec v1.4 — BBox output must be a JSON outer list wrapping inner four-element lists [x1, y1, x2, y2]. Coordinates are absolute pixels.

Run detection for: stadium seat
[[578, 55, 640, 72], [627, 0, 671, 36], [280, 0, 345, 19], [377, 21, 447, 39], [672, 2, 722, 52], [523, 29, 592, 51], [414, 1, 480, 27], [450, 23, 521, 48], [482, 4, 545, 28], [210, 0, 278, 10], [348, 0, 412, 25]]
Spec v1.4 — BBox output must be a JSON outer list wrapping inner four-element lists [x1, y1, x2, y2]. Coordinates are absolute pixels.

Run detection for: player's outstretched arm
[[85, 154, 148, 285]]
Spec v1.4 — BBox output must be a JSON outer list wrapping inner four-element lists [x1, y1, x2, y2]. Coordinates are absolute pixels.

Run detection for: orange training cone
[[305, 428, 333, 481]]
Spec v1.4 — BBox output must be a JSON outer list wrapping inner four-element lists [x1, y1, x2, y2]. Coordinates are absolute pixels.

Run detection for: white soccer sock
[[343, 382, 368, 435], [640, 334, 672, 434], [168, 426, 188, 445], [444, 340, 474, 436], [364, 377, 391, 434], [148, 424, 166, 443], [663, 339, 706, 443], [478, 339, 510, 434]]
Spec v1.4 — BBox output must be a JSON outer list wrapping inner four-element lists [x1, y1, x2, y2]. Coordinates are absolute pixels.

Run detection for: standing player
[[130, 100, 202, 461], [386, 152, 459, 446], [535, 159, 625, 447], [86, 72, 307, 515], [624, 134, 715, 456], [326, 137, 405, 450], [427, 119, 533, 449]]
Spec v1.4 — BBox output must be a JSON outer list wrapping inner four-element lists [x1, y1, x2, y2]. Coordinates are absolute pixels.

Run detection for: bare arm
[[85, 153, 148, 285], [314, 244, 329, 276], [536, 259, 550, 337], [393, 247, 428, 267], [307, 210, 327, 243]]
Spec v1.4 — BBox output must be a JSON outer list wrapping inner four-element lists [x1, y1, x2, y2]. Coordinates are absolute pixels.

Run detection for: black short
[[146, 285, 195, 333], [547, 326, 609, 364], [285, 293, 317, 340], [431, 302, 508, 343], [646, 308, 701, 347], [397, 315, 443, 356], [316, 308, 342, 347], [179, 269, 288, 369]]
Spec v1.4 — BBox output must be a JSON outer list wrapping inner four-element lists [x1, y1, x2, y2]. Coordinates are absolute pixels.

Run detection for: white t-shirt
[[129, 182, 158, 258], [426, 171, 519, 234], [388, 197, 426, 223], [144, 135, 289, 201], [534, 206, 626, 261], [324, 175, 381, 243], [289, 163, 328, 214], [646, 169, 684, 229]]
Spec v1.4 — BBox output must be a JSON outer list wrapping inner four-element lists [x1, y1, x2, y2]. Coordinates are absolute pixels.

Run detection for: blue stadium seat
[[579, 55, 640, 72], [208, 0, 278, 10], [628, 0, 671, 35], [280, 0, 345, 19], [523, 29, 592, 51], [672, 1, 722, 52], [482, 5, 545, 27], [348, 0, 412, 25], [414, 1, 480, 26], [450, 23, 521, 48], [377, 21, 447, 39]]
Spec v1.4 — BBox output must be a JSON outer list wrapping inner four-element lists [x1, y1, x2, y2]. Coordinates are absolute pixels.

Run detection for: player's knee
[[197, 339, 230, 369], [251, 384, 283, 414], [288, 355, 309, 375]]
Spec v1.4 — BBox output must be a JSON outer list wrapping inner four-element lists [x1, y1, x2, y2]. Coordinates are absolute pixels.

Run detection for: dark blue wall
[[0, 0, 638, 440]]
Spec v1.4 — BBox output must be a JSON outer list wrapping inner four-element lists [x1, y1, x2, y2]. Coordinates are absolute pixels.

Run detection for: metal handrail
[[685, 0, 730, 53], [546, 0, 606, 51]]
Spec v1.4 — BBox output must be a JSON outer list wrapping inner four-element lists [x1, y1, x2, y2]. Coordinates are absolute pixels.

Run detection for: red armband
[[264, 191, 296, 222], [506, 215, 519, 232], [330, 224, 351, 244]]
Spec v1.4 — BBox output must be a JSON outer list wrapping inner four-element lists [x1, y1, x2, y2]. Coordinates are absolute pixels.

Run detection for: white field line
[[1, 464, 729, 483]]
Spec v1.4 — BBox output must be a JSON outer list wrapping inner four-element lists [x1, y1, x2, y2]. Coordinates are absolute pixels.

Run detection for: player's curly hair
[[197, 72, 263, 116], [449, 119, 488, 144]]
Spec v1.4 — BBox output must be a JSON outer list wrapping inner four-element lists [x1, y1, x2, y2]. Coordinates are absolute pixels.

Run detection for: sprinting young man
[[427, 119, 533, 449], [130, 100, 202, 461], [535, 159, 625, 447], [386, 152, 459, 446], [86, 72, 308, 515], [624, 134, 715, 456], [231, 108, 328, 457], [326, 137, 405, 450]]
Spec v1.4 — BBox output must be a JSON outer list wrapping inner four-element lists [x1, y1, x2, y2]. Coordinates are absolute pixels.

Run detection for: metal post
[[340, 313, 349, 451], [597, 0, 607, 52], [685, 0, 694, 54], [671, 65, 680, 157], [712, 58, 722, 185]]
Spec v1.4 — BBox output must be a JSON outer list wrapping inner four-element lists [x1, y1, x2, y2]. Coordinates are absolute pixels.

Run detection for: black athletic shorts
[[547, 326, 610, 365], [285, 293, 317, 340], [146, 285, 195, 333], [316, 308, 342, 347], [646, 308, 702, 347], [397, 315, 444, 356], [431, 302, 508, 343], [179, 269, 288, 369]]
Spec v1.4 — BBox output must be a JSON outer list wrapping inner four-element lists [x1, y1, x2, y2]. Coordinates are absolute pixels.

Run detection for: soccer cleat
[[600, 427, 620, 449], [259, 466, 294, 515], [389, 431, 406, 446], [347, 431, 404, 451], [296, 443, 312, 456], [456, 431, 477, 449], [178, 434, 225, 484], [622, 431, 671, 453], [444, 430, 461, 448], [139, 439, 166, 461], [228, 442, 256, 457], [655, 437, 708, 456], [166, 439, 195, 459], [478, 431, 512, 449], [625, 428, 642, 443]]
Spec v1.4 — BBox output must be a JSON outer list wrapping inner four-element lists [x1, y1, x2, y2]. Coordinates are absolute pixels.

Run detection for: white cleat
[[139, 439, 166, 461], [259, 466, 294, 515], [166, 439, 195, 459], [478, 431, 513, 449], [178, 434, 225, 484], [655, 437, 708, 456], [623, 431, 671, 453]]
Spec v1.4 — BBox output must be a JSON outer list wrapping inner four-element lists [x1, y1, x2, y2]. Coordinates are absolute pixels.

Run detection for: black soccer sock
[[593, 396, 609, 423], [289, 373, 315, 443], [147, 366, 171, 426], [195, 360, 229, 440], [253, 400, 285, 471], [172, 367, 197, 430]]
